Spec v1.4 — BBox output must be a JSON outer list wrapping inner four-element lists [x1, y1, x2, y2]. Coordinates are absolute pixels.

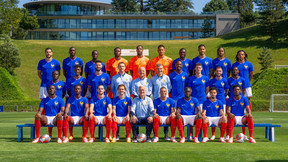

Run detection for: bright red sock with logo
[[69, 127, 73, 137], [177, 118, 184, 138], [211, 127, 216, 136], [220, 123, 227, 138], [63, 116, 70, 138], [125, 121, 131, 138], [35, 119, 41, 138], [153, 117, 160, 137], [112, 120, 117, 138], [89, 117, 95, 138], [195, 119, 202, 138], [202, 123, 208, 138], [105, 117, 112, 138], [228, 117, 235, 137], [57, 120, 63, 138], [48, 127, 53, 137], [82, 117, 88, 138], [170, 117, 176, 137], [246, 116, 254, 138]]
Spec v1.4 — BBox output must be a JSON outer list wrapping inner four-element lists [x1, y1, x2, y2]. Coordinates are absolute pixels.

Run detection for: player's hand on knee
[[170, 112, 176, 119], [113, 116, 117, 121], [125, 115, 130, 121], [84, 114, 89, 121], [247, 113, 253, 119], [63, 114, 68, 120], [147, 117, 153, 123], [228, 113, 235, 119], [153, 113, 159, 119], [106, 114, 112, 120], [132, 116, 137, 123], [56, 112, 62, 118], [89, 114, 94, 120], [35, 113, 41, 119]]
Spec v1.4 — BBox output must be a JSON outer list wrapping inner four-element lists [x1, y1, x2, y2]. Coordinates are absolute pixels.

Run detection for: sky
[[18, 0, 211, 14]]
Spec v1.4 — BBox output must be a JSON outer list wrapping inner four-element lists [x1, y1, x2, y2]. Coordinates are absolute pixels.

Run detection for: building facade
[[24, 0, 240, 40]]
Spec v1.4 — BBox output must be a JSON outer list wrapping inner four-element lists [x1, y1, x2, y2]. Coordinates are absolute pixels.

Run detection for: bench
[[17, 123, 281, 142]]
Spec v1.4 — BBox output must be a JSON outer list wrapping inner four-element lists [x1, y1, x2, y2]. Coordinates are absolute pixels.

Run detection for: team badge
[[101, 78, 105, 82], [238, 81, 242, 86], [57, 85, 61, 89], [164, 80, 166, 82], [126, 78, 128, 81], [80, 101, 83, 106], [80, 81, 83, 85], [75, 62, 79, 65], [224, 62, 227, 67], [55, 101, 58, 106], [221, 82, 224, 87], [146, 101, 148, 104], [166, 103, 170, 107], [190, 103, 194, 107], [146, 82, 148, 85], [202, 79, 205, 84], [185, 63, 188, 67], [244, 65, 248, 69], [124, 101, 127, 105], [240, 102, 244, 107], [205, 61, 208, 65], [51, 64, 55, 68], [182, 76, 185, 80], [103, 101, 106, 105], [215, 105, 219, 109]]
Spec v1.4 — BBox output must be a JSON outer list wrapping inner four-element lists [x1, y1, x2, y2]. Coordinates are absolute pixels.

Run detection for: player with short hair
[[46, 70, 66, 99], [212, 47, 231, 79], [228, 66, 247, 98], [131, 86, 155, 143], [32, 85, 65, 143], [63, 85, 89, 143], [151, 45, 173, 76], [131, 67, 152, 97], [172, 48, 192, 73], [176, 87, 203, 143], [63, 47, 84, 82], [151, 64, 171, 100], [111, 62, 132, 98], [202, 87, 227, 143], [152, 87, 176, 143], [129, 45, 151, 80], [226, 85, 256, 143], [88, 85, 113, 143], [111, 84, 132, 143], [37, 48, 61, 99], [66, 64, 87, 98]]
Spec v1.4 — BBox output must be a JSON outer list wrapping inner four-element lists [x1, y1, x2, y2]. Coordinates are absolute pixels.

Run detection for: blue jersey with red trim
[[66, 77, 87, 97], [227, 96, 249, 116], [153, 97, 175, 116], [177, 97, 199, 115], [169, 71, 188, 101], [203, 99, 223, 117], [84, 61, 106, 75], [209, 77, 229, 103], [172, 58, 192, 73], [87, 73, 111, 98], [190, 56, 213, 76], [187, 75, 209, 104], [46, 80, 66, 98], [67, 97, 88, 116], [39, 96, 64, 116], [232, 61, 253, 87], [90, 95, 111, 116], [212, 58, 231, 79], [112, 96, 131, 117], [37, 59, 61, 87], [227, 76, 247, 97], [62, 57, 83, 81]]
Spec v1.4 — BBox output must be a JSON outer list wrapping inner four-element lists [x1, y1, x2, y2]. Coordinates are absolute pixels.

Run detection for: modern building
[[24, 0, 240, 40]]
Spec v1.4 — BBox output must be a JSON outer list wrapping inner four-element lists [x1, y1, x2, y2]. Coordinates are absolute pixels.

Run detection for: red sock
[[220, 123, 227, 138], [82, 117, 88, 138], [242, 127, 246, 135], [212, 127, 216, 136], [57, 120, 63, 138], [112, 120, 117, 138], [105, 117, 112, 138], [69, 127, 73, 137], [195, 119, 202, 138], [226, 124, 230, 136], [190, 126, 193, 137], [249, 102, 252, 111], [125, 121, 131, 138], [228, 117, 235, 137], [89, 117, 95, 138], [170, 117, 176, 137], [35, 119, 41, 138], [176, 118, 184, 138], [246, 116, 254, 138], [63, 116, 70, 138], [202, 123, 208, 138], [48, 127, 53, 137], [153, 117, 160, 137]]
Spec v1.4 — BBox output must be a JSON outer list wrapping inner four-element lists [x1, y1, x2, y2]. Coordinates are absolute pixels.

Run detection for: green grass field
[[0, 112, 287, 161]]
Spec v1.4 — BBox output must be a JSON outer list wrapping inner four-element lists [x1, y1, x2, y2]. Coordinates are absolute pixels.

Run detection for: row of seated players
[[32, 83, 256, 144]]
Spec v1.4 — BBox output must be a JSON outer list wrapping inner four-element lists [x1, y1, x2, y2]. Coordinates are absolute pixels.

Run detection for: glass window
[[152, 19, 159, 28], [96, 32, 103, 40], [153, 32, 159, 40], [182, 19, 188, 29], [160, 32, 166, 40], [159, 19, 166, 29], [96, 19, 103, 28]]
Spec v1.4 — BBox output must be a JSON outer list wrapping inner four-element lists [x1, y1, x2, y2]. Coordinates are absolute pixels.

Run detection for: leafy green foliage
[[144, 0, 193, 12], [201, 18, 214, 38], [19, 9, 39, 31], [111, 0, 139, 12], [257, 47, 274, 70], [202, 0, 229, 12], [227, 0, 255, 27]]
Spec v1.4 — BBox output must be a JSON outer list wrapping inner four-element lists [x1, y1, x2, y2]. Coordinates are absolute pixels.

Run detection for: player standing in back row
[[151, 45, 173, 76]]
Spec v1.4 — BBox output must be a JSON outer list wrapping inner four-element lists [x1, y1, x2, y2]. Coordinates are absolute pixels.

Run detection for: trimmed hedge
[[0, 100, 40, 112]]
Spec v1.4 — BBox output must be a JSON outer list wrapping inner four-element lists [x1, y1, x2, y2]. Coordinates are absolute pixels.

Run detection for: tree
[[257, 47, 273, 70], [201, 18, 214, 38], [111, 0, 139, 12], [227, 0, 255, 27], [202, 0, 229, 12], [144, 0, 193, 12], [0, 34, 21, 74]]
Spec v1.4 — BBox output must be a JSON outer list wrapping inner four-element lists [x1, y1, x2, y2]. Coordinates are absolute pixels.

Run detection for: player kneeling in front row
[[111, 84, 132, 143], [152, 87, 176, 143], [63, 85, 89, 143], [32, 85, 65, 143], [88, 85, 113, 143], [202, 87, 227, 143], [226, 85, 256, 143], [176, 87, 203, 143]]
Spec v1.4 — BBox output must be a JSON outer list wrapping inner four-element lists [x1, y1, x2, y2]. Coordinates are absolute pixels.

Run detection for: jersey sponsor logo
[[205, 61, 208, 65], [238, 81, 242, 86], [215, 104, 219, 109], [185, 63, 188, 67], [240, 102, 244, 107], [166, 103, 170, 107], [190, 103, 194, 107], [103, 101, 106, 105], [182, 76, 185, 80], [55, 101, 58, 106], [221, 82, 224, 87], [244, 65, 248, 69], [101, 78, 105, 82], [80, 81, 83, 85], [224, 62, 227, 67], [80, 101, 84, 106], [51, 64, 55, 68], [124, 101, 128, 105], [202, 79, 206, 84], [57, 85, 61, 89]]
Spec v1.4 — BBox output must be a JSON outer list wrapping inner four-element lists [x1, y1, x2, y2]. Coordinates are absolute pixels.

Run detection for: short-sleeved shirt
[[172, 58, 192, 73], [153, 98, 175, 116], [131, 77, 152, 97], [106, 57, 129, 79], [39, 96, 65, 116], [151, 74, 171, 100], [227, 96, 249, 116], [232, 61, 253, 87], [90, 95, 111, 116], [46, 80, 66, 98], [187, 75, 209, 104], [37, 59, 61, 87], [87, 73, 111, 98], [111, 73, 132, 98], [84, 61, 106, 76], [169, 71, 188, 101], [227, 76, 247, 97], [177, 97, 199, 115], [151, 56, 173, 76], [131, 96, 154, 118], [212, 58, 231, 79], [129, 56, 151, 80], [203, 99, 224, 117], [209, 77, 229, 103], [112, 96, 131, 117], [66, 77, 87, 97], [62, 57, 83, 81], [67, 97, 88, 116], [190, 56, 213, 76]]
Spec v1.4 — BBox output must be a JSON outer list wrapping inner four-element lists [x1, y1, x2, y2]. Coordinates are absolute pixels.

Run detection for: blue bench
[[17, 123, 281, 142]]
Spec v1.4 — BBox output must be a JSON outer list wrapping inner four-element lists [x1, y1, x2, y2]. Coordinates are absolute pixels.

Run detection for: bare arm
[[209, 68, 214, 79], [249, 72, 253, 81], [226, 106, 234, 119], [64, 104, 70, 120], [37, 70, 42, 80], [37, 107, 44, 116], [85, 72, 89, 79], [88, 86, 92, 94], [205, 86, 210, 95], [63, 69, 67, 78]]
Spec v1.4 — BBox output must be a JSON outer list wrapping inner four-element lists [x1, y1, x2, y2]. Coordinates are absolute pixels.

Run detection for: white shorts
[[96, 116, 105, 125], [86, 90, 91, 98], [45, 116, 56, 125], [207, 117, 221, 127], [223, 104, 226, 114], [159, 116, 169, 125], [71, 116, 83, 125], [235, 116, 246, 125], [39, 87, 48, 99], [117, 116, 125, 124], [182, 115, 196, 126], [244, 87, 252, 98]]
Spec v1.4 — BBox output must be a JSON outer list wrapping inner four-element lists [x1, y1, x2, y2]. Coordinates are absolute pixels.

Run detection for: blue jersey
[[39, 96, 64, 116], [46, 80, 66, 98], [62, 57, 83, 81], [190, 56, 213, 76], [112, 96, 131, 117], [227, 76, 247, 97], [172, 58, 192, 73], [87, 73, 111, 98], [66, 77, 87, 97], [37, 59, 61, 87], [177, 97, 199, 115], [209, 77, 229, 103], [153, 98, 175, 116], [187, 75, 209, 104], [90, 95, 111, 116], [203, 99, 223, 117], [227, 96, 249, 116], [212, 58, 231, 79], [67, 97, 88, 116], [84, 61, 106, 75], [169, 71, 188, 101], [232, 61, 253, 87]]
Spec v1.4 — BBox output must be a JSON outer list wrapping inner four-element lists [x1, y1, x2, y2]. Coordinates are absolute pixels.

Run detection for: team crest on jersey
[[238, 81, 242, 86], [51, 64, 55, 68], [146, 101, 148, 104], [164, 79, 166, 82], [146, 82, 148, 85], [215, 104, 219, 109], [185, 63, 188, 67], [166, 103, 170, 107], [57, 85, 61, 89], [80, 81, 83, 85], [244, 65, 248, 69], [55, 101, 58, 106], [80, 101, 83, 106], [240, 102, 244, 107], [126, 78, 128, 81], [182, 76, 185, 80], [202, 79, 205, 84], [103, 101, 106, 105], [224, 62, 227, 67], [205, 61, 208, 65], [101, 78, 105, 82], [190, 103, 194, 107], [124, 101, 127, 105], [221, 82, 224, 87], [75, 62, 79, 65]]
